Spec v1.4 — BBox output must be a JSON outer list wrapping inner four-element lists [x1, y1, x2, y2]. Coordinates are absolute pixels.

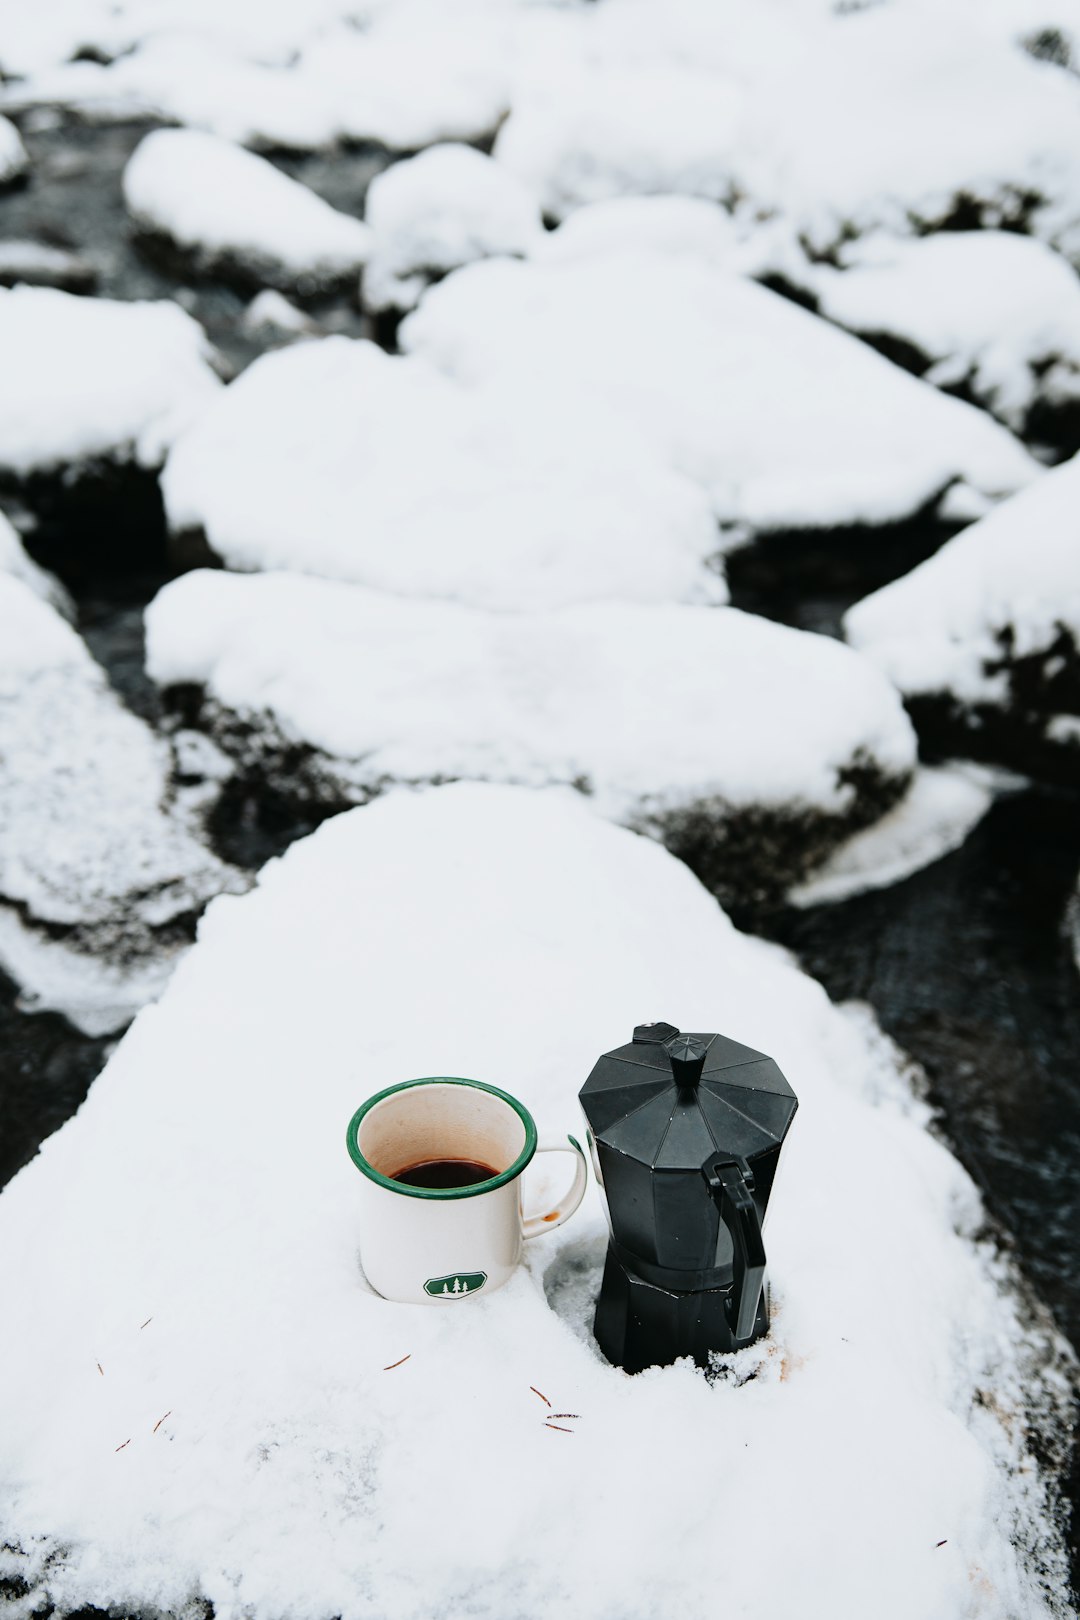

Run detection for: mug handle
[[522, 1133, 588, 1239]]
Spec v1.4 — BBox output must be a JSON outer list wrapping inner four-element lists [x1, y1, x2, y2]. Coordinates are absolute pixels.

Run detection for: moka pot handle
[[702, 1152, 767, 1346]]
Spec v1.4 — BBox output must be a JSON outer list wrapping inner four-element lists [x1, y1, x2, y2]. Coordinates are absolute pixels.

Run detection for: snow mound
[[161, 335, 723, 612], [0, 572, 239, 977], [0, 239, 97, 291], [0, 784, 1070, 1620], [845, 453, 1080, 782], [0, 286, 221, 478], [0, 507, 71, 614], [401, 254, 1039, 535], [364, 143, 542, 314], [789, 766, 994, 908], [736, 7, 1080, 262], [123, 128, 371, 295], [531, 194, 793, 279], [800, 231, 1080, 438], [145, 570, 916, 907], [0, 113, 28, 185]]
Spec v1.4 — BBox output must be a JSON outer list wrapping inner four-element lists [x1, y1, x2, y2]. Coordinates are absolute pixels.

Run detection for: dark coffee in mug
[[391, 1158, 498, 1190]]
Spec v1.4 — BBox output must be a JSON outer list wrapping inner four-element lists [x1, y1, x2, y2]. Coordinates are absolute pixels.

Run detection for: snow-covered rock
[[736, 7, 1080, 262], [0, 507, 71, 615], [531, 194, 793, 279], [161, 335, 723, 612], [0, 113, 28, 186], [363, 144, 542, 315], [123, 129, 371, 296], [845, 453, 1080, 783], [241, 289, 318, 338], [798, 231, 1080, 440], [145, 569, 917, 911], [0, 784, 1071, 1620], [789, 766, 995, 908], [0, 287, 221, 480], [0, 239, 97, 291], [0, 573, 239, 1022], [401, 254, 1039, 536]]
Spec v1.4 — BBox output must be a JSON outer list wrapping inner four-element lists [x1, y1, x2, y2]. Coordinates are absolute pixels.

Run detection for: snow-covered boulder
[[0, 784, 1070, 1620], [0, 113, 28, 186], [161, 336, 722, 612], [0, 573, 239, 1030], [0, 239, 97, 291], [0, 506, 70, 614], [145, 570, 917, 912], [737, 7, 1080, 262], [363, 144, 542, 315], [845, 453, 1080, 784], [123, 129, 371, 297], [0, 286, 221, 481], [797, 231, 1080, 442], [531, 194, 792, 279], [401, 254, 1039, 537]]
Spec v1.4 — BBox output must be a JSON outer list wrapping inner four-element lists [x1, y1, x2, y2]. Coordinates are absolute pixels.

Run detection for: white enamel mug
[[345, 1077, 589, 1304]]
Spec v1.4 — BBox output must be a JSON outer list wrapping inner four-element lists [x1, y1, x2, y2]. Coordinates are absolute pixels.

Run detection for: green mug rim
[[346, 1077, 539, 1200]]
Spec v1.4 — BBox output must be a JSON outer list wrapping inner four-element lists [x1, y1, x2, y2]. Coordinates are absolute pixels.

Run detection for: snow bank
[[0, 287, 221, 478], [0, 113, 28, 185], [789, 767, 994, 908], [0, 784, 1070, 1620], [0, 572, 237, 988], [145, 569, 916, 906], [800, 231, 1080, 437], [123, 129, 371, 295], [161, 336, 722, 611], [363, 144, 541, 314], [401, 254, 1039, 535], [846, 454, 1080, 781]]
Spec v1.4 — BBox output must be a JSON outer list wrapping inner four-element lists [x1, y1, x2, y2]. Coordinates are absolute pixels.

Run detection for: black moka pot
[[579, 1021, 798, 1374]]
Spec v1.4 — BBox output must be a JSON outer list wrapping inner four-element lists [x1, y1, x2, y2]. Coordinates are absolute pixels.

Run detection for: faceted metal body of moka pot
[[580, 1022, 798, 1374]]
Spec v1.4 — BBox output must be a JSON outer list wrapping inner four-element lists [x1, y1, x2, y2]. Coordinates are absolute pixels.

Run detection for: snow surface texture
[[789, 767, 994, 908], [0, 112, 27, 185], [0, 785, 1071, 1620], [161, 336, 724, 611], [123, 129, 371, 296], [401, 253, 1039, 536], [0, 287, 221, 477], [846, 453, 1080, 782], [798, 231, 1080, 438], [145, 569, 917, 907], [0, 574, 238, 1017], [363, 144, 542, 314]]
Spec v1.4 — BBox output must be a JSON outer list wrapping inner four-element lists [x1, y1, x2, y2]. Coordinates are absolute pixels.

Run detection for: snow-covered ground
[[161, 336, 723, 610], [401, 253, 1038, 537], [0, 286, 221, 478], [846, 453, 1080, 780], [793, 231, 1080, 438], [0, 785, 1071, 1620], [0, 573, 240, 1031], [145, 569, 916, 906], [123, 129, 371, 295]]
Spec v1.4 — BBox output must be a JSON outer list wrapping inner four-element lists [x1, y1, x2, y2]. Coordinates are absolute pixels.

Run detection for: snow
[[123, 129, 371, 294], [401, 253, 1040, 535], [0, 784, 1070, 1620], [0, 113, 27, 184], [144, 568, 916, 831], [0, 506, 71, 615], [531, 193, 793, 279], [0, 572, 238, 984], [0, 239, 97, 291], [800, 231, 1080, 435], [845, 452, 1080, 715], [363, 144, 542, 314], [161, 335, 724, 611], [0, 287, 221, 477], [242, 289, 317, 336], [789, 766, 994, 908]]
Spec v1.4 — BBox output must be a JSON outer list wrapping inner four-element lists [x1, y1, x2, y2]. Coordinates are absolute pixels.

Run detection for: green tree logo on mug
[[346, 1078, 588, 1305]]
